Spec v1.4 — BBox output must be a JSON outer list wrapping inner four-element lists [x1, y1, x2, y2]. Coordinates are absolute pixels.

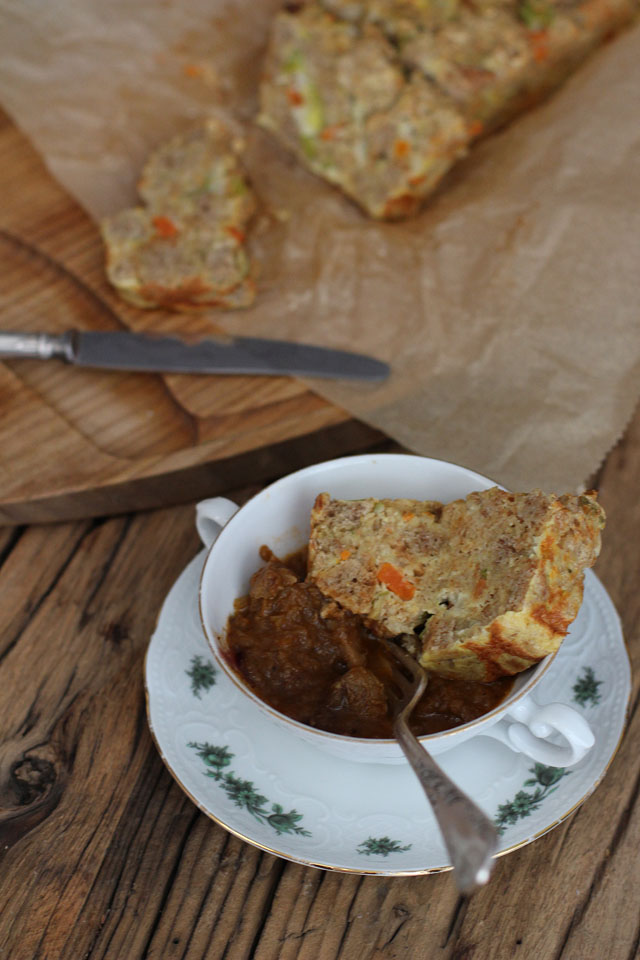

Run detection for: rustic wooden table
[[0, 412, 638, 960], [1, 110, 639, 960]]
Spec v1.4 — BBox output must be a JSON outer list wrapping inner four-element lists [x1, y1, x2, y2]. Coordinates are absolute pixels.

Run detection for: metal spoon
[[387, 642, 498, 895]]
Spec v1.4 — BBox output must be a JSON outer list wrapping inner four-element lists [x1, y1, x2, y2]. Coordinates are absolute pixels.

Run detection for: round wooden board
[[0, 110, 385, 525]]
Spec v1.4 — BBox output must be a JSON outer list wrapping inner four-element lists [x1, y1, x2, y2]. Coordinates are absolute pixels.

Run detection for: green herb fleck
[[299, 135, 318, 160], [518, 0, 555, 29], [283, 49, 304, 73], [230, 176, 248, 197]]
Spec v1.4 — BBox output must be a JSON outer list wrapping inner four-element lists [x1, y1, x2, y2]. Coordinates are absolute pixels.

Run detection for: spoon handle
[[394, 715, 498, 895]]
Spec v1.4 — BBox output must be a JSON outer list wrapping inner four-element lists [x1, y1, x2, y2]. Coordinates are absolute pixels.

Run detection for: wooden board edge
[[0, 419, 389, 525]]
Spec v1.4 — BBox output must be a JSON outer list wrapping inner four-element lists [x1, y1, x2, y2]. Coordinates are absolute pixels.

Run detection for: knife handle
[[0, 331, 75, 361]]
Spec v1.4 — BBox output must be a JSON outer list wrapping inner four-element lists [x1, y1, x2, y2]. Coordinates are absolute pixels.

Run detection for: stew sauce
[[225, 547, 513, 739]]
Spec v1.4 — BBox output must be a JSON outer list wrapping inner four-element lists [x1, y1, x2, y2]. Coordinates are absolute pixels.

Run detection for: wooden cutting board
[[0, 110, 385, 525]]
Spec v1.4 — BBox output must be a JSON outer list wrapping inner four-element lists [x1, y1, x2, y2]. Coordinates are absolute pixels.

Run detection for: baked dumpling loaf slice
[[257, 4, 468, 220], [307, 487, 605, 680], [101, 119, 256, 310], [259, 0, 637, 219]]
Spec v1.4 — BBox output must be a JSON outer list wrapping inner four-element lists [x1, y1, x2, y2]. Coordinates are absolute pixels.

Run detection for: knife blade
[[0, 330, 389, 382]]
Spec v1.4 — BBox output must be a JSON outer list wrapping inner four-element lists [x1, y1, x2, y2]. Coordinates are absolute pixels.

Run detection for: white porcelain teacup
[[197, 454, 595, 766]]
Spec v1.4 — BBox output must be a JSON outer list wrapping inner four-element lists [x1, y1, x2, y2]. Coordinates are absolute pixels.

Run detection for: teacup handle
[[195, 497, 239, 549], [482, 694, 595, 768]]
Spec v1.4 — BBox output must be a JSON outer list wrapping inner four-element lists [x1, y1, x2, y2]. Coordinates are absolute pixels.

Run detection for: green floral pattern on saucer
[[494, 763, 571, 835], [186, 654, 217, 698], [188, 741, 311, 837], [572, 666, 602, 707], [357, 837, 412, 857]]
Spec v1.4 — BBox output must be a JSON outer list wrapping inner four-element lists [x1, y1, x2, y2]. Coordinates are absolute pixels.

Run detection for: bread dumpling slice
[[257, 4, 468, 220], [101, 119, 256, 310], [307, 487, 605, 681]]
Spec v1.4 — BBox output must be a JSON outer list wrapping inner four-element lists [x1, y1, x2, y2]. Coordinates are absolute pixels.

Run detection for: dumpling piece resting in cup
[[307, 487, 605, 681]]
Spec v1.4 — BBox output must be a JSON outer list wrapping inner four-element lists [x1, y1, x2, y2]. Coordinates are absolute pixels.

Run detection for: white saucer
[[145, 553, 630, 876]]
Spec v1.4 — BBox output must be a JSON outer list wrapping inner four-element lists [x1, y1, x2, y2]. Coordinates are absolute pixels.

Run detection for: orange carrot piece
[[377, 563, 415, 600], [320, 125, 341, 141], [473, 577, 488, 599], [152, 215, 179, 239], [287, 89, 304, 106], [226, 225, 245, 244], [339, 549, 351, 561], [529, 30, 549, 62], [393, 139, 411, 159]]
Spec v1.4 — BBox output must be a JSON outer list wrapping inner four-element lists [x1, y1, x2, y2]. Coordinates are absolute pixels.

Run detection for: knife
[[0, 330, 389, 382]]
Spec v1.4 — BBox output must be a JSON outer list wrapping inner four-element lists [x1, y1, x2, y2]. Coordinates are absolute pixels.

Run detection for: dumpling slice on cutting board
[[101, 119, 256, 310]]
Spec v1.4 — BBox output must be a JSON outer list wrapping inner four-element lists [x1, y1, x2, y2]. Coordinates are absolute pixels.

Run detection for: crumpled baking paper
[[1, 0, 639, 492]]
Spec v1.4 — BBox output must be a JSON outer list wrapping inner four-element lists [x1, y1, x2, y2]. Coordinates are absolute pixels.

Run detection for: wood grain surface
[[0, 406, 638, 959], [0, 109, 385, 526]]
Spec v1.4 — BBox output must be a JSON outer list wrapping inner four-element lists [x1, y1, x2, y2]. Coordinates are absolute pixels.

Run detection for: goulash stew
[[225, 547, 513, 739]]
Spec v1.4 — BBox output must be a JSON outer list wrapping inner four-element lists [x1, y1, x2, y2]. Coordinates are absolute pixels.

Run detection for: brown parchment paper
[[1, 1, 639, 493]]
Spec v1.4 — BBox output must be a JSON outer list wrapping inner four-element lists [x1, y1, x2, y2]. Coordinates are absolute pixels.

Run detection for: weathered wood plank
[[0, 406, 637, 960], [0, 506, 197, 956]]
